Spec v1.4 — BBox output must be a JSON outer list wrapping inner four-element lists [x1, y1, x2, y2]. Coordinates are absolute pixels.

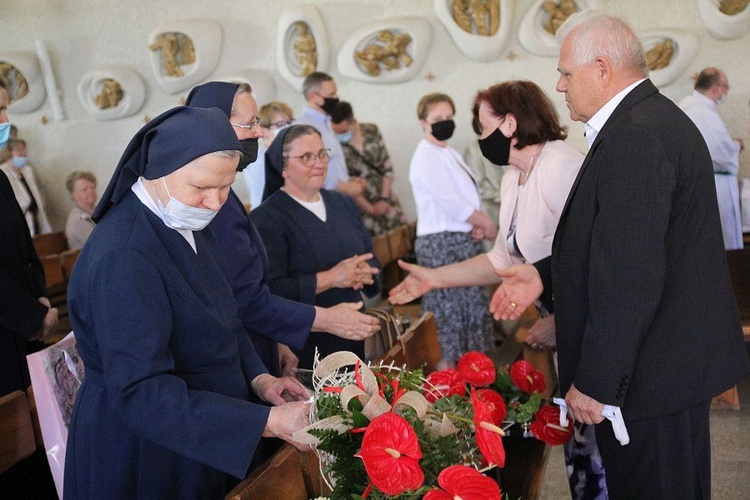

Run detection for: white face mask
[[156, 177, 220, 231], [717, 93, 728, 106]]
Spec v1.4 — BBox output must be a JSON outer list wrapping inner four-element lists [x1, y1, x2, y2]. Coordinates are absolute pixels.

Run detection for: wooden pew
[[0, 391, 37, 474], [375, 312, 440, 375], [32, 231, 68, 257], [225, 445, 326, 500]]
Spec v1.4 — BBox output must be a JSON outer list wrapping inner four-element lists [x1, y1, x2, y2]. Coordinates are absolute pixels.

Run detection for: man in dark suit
[[490, 12, 749, 499]]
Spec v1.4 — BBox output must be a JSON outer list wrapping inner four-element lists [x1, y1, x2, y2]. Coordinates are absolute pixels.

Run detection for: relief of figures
[[451, 0, 500, 36], [354, 30, 413, 76], [94, 79, 124, 110], [149, 32, 196, 78], [720, 0, 750, 15], [542, 0, 579, 35], [293, 21, 318, 76], [646, 39, 675, 71], [0, 61, 29, 101]]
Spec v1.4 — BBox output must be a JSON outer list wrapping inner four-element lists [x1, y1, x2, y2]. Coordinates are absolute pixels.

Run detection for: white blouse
[[409, 139, 481, 237]]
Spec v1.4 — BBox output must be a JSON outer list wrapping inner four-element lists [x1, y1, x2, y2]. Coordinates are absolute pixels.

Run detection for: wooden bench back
[[0, 390, 37, 473]]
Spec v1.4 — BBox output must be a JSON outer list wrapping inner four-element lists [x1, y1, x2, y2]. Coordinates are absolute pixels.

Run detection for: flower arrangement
[[293, 350, 573, 499]]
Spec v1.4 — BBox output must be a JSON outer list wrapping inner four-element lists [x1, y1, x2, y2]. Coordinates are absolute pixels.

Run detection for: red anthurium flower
[[509, 360, 546, 395], [471, 387, 506, 468], [423, 465, 502, 500], [477, 388, 507, 424], [457, 351, 496, 386], [355, 412, 424, 496], [423, 369, 466, 403], [530, 405, 573, 446]]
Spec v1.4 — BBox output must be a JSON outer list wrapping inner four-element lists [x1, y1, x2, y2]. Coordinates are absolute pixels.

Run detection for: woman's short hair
[[472, 80, 568, 149], [281, 124, 322, 164], [65, 171, 97, 193], [417, 93, 455, 120], [259, 101, 294, 127]]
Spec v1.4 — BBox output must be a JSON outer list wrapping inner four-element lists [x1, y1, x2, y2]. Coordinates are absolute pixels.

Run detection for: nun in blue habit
[[64, 106, 311, 499], [185, 82, 380, 377], [250, 124, 381, 369], [185, 82, 315, 377]]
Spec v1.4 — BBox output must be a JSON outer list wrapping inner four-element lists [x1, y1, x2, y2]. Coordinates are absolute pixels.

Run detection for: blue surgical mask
[[11, 156, 27, 168], [0, 123, 10, 150], [157, 178, 220, 231], [337, 130, 354, 144]]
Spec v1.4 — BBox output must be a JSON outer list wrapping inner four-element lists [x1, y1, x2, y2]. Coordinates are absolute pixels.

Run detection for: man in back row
[[295, 71, 366, 200], [492, 11, 749, 499], [679, 67, 744, 250]]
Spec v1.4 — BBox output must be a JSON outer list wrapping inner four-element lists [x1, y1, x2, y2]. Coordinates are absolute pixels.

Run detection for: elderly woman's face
[[155, 152, 238, 211], [283, 133, 328, 197], [71, 178, 97, 211]]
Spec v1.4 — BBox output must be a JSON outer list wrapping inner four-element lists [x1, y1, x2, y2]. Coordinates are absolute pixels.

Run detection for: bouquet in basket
[[294, 350, 573, 499]]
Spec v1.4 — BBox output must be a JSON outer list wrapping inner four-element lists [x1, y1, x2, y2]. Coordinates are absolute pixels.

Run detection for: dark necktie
[[18, 172, 40, 234]]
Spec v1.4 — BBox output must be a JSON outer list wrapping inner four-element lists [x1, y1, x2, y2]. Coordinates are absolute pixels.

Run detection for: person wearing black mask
[[295, 71, 366, 202], [404, 92, 498, 371], [391, 81, 596, 500]]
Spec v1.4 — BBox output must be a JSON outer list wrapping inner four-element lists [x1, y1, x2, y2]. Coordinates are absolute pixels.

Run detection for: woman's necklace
[[520, 143, 544, 185]]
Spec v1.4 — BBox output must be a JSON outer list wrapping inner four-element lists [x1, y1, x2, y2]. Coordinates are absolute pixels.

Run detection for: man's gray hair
[[556, 11, 647, 77], [212, 149, 241, 159], [301, 71, 333, 99]]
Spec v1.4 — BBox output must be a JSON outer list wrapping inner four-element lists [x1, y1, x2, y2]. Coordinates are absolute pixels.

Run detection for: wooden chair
[[371, 232, 392, 268], [0, 390, 37, 474], [40, 254, 66, 295], [387, 224, 411, 262], [60, 248, 81, 282], [225, 445, 326, 500], [32, 231, 68, 257]]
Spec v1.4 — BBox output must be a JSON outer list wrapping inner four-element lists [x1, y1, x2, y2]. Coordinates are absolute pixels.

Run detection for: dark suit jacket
[[0, 173, 48, 396], [539, 80, 749, 420]]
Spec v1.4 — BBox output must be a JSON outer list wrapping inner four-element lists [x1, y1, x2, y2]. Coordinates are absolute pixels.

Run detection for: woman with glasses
[[405, 92, 499, 370], [250, 124, 380, 368], [242, 101, 296, 211]]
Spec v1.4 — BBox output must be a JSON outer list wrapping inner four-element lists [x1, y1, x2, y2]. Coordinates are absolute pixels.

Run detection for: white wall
[[2, 0, 749, 230]]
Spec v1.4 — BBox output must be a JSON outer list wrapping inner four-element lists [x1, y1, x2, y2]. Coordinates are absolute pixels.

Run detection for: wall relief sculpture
[[277, 5, 329, 91], [434, 0, 513, 61], [639, 30, 698, 87], [697, 0, 750, 39], [518, 0, 608, 57], [451, 0, 501, 36], [77, 65, 145, 121], [337, 17, 431, 84], [0, 51, 46, 114], [216, 70, 276, 107], [147, 19, 221, 94]]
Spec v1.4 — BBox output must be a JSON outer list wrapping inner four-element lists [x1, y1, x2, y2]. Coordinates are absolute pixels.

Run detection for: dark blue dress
[[250, 189, 379, 368], [65, 192, 271, 499], [210, 189, 315, 376]]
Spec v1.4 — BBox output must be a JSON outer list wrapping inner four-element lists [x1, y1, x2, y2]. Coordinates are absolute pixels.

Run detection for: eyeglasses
[[269, 118, 294, 129], [285, 149, 331, 167], [231, 116, 262, 130]]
